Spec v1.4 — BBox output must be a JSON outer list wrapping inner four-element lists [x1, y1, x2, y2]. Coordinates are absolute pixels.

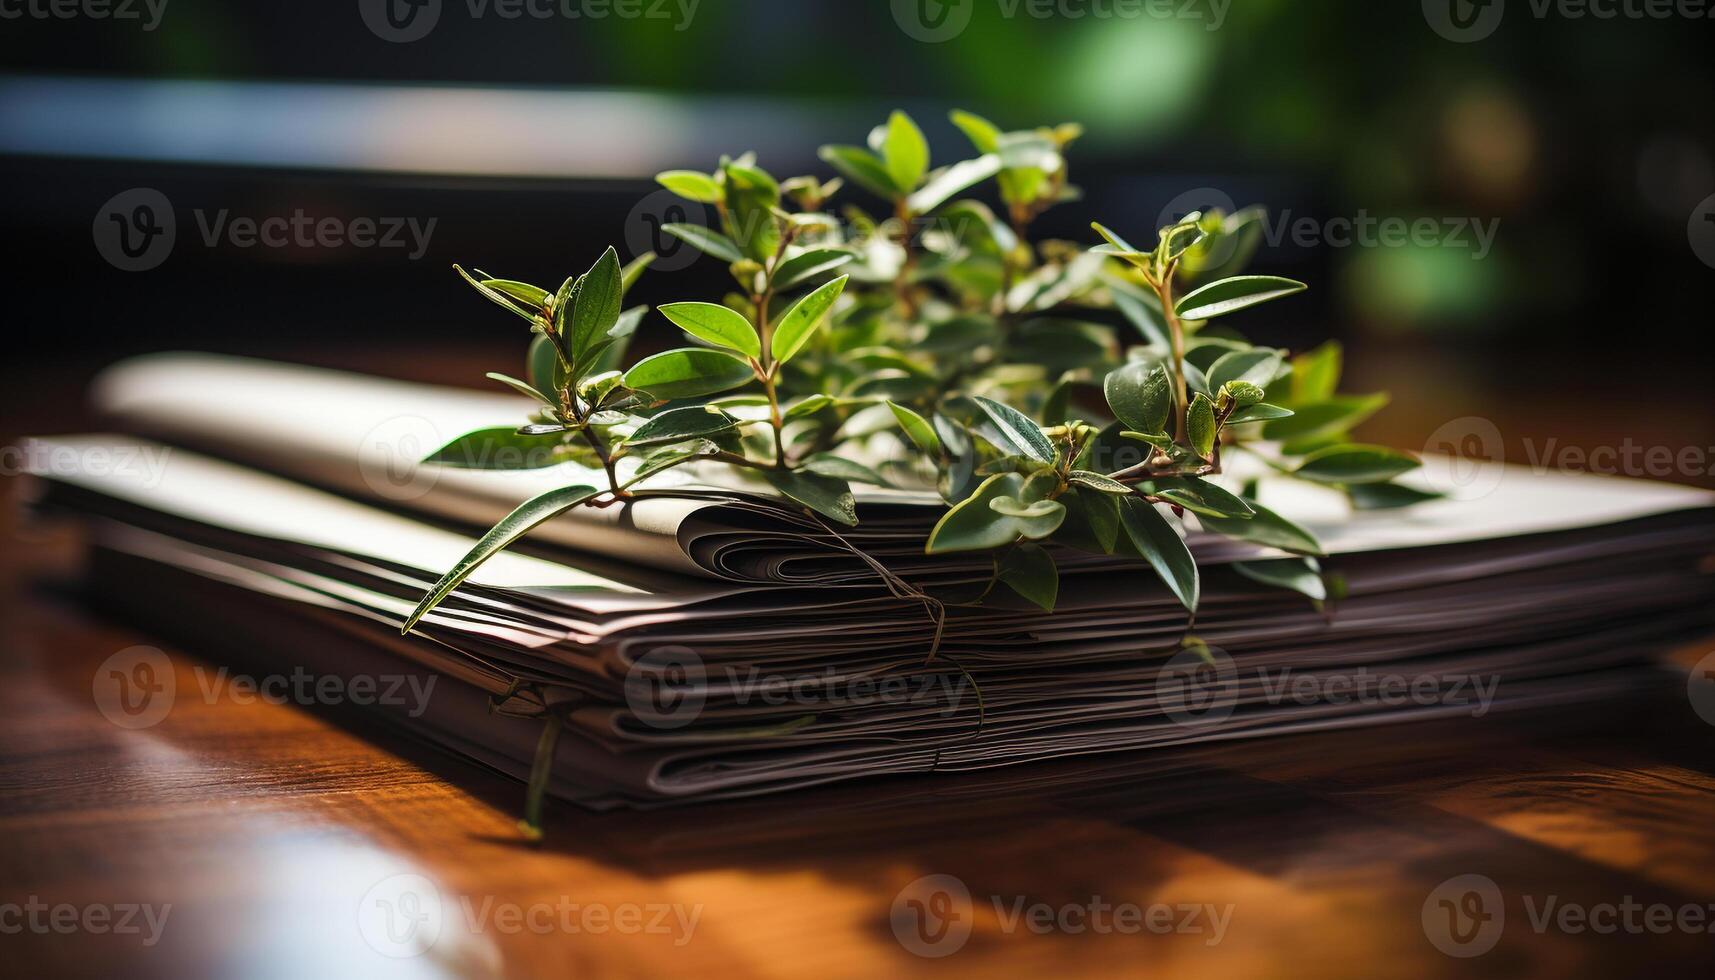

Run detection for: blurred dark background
[[2, 0, 1713, 482]]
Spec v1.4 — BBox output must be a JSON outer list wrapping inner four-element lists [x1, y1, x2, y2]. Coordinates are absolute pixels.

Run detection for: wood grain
[[5, 471, 1715, 978]]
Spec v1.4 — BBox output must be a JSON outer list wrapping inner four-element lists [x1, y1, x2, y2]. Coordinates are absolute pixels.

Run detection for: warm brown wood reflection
[[5, 485, 1715, 979]]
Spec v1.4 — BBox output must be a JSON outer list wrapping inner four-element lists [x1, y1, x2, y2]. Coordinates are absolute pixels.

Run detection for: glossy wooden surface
[[4, 507, 1715, 979], [4, 351, 1715, 979]]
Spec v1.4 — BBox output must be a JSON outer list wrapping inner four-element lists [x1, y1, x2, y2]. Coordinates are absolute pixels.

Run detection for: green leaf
[[1346, 481, 1445, 510], [949, 109, 1002, 154], [658, 301, 761, 359], [887, 401, 941, 456], [997, 543, 1058, 611], [1233, 558, 1327, 602], [1175, 275, 1308, 321], [1069, 470, 1132, 494], [403, 484, 601, 632], [624, 405, 740, 448], [1198, 502, 1323, 556], [1194, 206, 1267, 281], [1206, 349, 1284, 393], [773, 249, 856, 290], [969, 396, 1056, 464], [802, 453, 888, 486], [568, 247, 623, 366], [622, 348, 755, 400], [579, 372, 627, 410], [656, 170, 722, 203], [763, 470, 857, 526], [1121, 430, 1178, 452], [1225, 403, 1294, 425], [1111, 287, 1169, 347], [783, 394, 837, 421], [1221, 380, 1266, 408], [1187, 393, 1217, 460], [422, 427, 566, 471], [626, 440, 720, 485], [818, 145, 900, 199], [1149, 477, 1255, 519], [620, 252, 654, 298], [1090, 222, 1145, 256], [1159, 222, 1206, 262], [663, 223, 744, 263], [526, 333, 567, 404], [482, 279, 549, 307], [725, 161, 779, 198], [1070, 486, 1121, 552], [987, 497, 1063, 528], [487, 372, 553, 406], [1293, 445, 1419, 485], [1262, 394, 1388, 444], [908, 155, 1002, 214], [882, 110, 929, 193], [1291, 341, 1343, 403], [454, 264, 538, 324], [1119, 497, 1200, 613], [723, 161, 781, 262], [771, 275, 849, 365], [926, 474, 1064, 554], [590, 305, 647, 375], [1104, 361, 1172, 435]]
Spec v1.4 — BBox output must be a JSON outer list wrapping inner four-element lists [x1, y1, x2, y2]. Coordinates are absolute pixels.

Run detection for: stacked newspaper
[[23, 354, 1715, 808]]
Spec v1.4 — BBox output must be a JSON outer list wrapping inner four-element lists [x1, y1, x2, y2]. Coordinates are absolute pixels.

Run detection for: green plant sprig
[[406, 108, 1430, 636]]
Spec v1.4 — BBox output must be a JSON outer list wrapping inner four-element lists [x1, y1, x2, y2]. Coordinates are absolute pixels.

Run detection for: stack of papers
[[24, 354, 1715, 808]]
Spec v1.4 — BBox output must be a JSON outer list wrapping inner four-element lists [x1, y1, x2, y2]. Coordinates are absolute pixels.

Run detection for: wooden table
[[5, 349, 1715, 979], [5, 502, 1715, 979]]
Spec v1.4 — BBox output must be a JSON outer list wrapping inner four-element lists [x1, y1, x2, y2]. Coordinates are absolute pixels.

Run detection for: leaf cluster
[[406, 109, 1430, 630]]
